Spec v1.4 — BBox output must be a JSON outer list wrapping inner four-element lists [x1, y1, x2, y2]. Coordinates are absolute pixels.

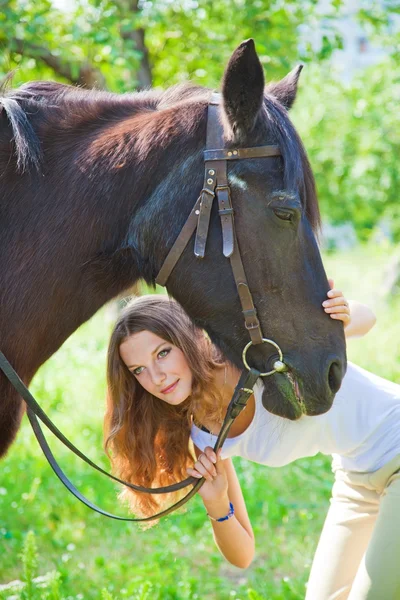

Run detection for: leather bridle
[[156, 94, 280, 347], [0, 93, 287, 522]]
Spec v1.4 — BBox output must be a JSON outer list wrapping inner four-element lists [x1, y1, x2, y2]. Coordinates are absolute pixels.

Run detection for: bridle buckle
[[245, 321, 261, 331]]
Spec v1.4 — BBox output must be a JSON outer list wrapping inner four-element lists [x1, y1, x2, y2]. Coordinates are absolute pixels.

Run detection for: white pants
[[305, 454, 400, 600]]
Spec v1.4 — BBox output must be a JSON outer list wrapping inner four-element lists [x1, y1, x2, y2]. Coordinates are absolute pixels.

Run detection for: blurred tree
[[293, 57, 400, 241], [0, 0, 345, 90], [142, 0, 344, 86], [0, 0, 150, 89]]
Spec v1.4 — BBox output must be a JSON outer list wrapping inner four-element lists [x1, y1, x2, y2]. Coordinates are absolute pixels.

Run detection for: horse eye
[[273, 208, 292, 221]]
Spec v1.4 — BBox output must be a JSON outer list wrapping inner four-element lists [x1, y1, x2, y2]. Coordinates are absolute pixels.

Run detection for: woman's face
[[119, 330, 193, 405]]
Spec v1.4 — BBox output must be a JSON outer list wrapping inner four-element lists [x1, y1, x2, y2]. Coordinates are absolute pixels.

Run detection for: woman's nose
[[150, 365, 166, 386]]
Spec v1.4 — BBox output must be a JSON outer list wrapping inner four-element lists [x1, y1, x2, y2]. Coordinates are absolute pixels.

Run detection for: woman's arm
[[187, 446, 255, 568], [345, 300, 377, 338], [323, 278, 376, 338]]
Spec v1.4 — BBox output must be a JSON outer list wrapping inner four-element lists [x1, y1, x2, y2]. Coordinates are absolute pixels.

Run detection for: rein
[[0, 93, 287, 522], [0, 351, 259, 521]]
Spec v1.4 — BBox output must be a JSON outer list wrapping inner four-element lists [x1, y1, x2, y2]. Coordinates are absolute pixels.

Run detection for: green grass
[[0, 244, 399, 599]]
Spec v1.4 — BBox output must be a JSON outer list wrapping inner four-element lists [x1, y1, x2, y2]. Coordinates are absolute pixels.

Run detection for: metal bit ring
[[242, 338, 287, 377]]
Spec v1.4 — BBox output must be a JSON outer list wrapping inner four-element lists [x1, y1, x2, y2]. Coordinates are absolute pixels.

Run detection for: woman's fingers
[[330, 312, 351, 323], [187, 447, 220, 481], [325, 305, 350, 322], [204, 446, 217, 464], [325, 289, 344, 301], [324, 304, 349, 313], [323, 296, 349, 310], [194, 452, 217, 480], [199, 453, 217, 477], [186, 467, 203, 479], [324, 296, 347, 306], [323, 289, 351, 326]]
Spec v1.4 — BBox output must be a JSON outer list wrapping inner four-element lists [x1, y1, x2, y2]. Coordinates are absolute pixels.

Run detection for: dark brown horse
[[0, 40, 346, 459]]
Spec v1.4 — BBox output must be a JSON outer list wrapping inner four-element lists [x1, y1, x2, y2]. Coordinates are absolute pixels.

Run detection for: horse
[[0, 39, 346, 459]]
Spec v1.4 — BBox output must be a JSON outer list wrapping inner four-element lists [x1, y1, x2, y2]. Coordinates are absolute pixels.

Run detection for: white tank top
[[190, 362, 400, 473]]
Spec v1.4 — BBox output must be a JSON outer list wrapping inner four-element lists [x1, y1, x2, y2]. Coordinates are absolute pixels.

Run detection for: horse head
[[137, 40, 347, 419]]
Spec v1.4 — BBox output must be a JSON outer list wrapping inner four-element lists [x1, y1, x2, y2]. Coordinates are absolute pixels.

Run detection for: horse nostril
[[328, 360, 342, 394]]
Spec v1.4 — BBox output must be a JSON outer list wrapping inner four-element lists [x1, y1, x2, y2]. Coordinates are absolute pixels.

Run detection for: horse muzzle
[[260, 352, 346, 420]]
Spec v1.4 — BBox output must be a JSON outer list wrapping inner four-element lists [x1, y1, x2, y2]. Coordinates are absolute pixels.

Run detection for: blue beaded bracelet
[[207, 502, 235, 522]]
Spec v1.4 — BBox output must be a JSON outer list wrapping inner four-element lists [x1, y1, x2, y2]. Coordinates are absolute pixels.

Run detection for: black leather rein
[[0, 351, 259, 522]]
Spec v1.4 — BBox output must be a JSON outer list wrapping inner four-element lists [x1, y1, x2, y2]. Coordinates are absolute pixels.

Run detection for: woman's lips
[[160, 380, 179, 394]]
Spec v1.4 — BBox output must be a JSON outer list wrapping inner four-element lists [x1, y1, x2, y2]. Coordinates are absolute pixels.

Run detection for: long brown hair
[[104, 294, 224, 521]]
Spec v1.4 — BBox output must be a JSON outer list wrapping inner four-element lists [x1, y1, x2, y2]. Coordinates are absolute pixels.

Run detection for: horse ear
[[265, 65, 303, 110], [221, 39, 265, 142]]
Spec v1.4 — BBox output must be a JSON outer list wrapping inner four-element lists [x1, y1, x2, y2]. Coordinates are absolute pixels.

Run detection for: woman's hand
[[323, 278, 351, 328], [187, 446, 228, 503], [189, 452, 255, 568]]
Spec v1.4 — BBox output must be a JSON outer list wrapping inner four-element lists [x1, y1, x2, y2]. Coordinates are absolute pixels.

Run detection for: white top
[[191, 362, 400, 473]]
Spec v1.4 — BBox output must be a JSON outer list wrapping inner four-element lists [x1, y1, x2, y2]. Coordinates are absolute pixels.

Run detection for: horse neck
[[0, 98, 206, 378]]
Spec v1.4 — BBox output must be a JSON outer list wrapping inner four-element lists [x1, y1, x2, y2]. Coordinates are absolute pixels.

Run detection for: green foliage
[[0, 0, 345, 90], [101, 589, 118, 600], [21, 531, 38, 600], [2, 0, 398, 91], [0, 532, 62, 600], [292, 58, 400, 240], [142, 0, 341, 86]]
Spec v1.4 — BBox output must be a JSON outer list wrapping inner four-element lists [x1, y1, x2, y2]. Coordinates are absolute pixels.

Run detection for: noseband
[[0, 94, 287, 522]]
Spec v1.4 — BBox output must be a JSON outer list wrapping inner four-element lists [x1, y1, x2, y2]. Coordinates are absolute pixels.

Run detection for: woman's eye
[[158, 348, 171, 359], [273, 208, 292, 221], [132, 366, 144, 376]]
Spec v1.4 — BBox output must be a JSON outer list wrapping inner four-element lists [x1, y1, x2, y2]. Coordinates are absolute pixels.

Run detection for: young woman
[[104, 283, 400, 600]]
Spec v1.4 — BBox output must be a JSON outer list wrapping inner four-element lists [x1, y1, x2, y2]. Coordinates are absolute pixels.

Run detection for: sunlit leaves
[[292, 58, 400, 240]]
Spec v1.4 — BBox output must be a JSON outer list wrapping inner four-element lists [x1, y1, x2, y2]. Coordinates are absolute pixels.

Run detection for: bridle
[[0, 93, 287, 522], [157, 94, 282, 351]]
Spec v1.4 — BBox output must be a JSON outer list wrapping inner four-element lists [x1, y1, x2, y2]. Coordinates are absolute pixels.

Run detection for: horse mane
[[0, 76, 319, 232], [0, 78, 209, 170]]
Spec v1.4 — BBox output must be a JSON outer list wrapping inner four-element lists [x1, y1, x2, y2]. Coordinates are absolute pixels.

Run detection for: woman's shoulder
[[339, 361, 400, 399]]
